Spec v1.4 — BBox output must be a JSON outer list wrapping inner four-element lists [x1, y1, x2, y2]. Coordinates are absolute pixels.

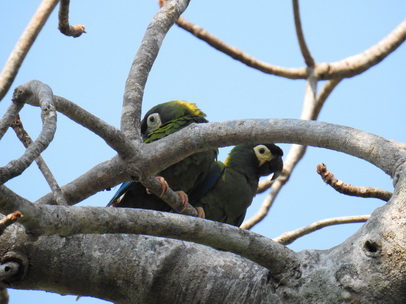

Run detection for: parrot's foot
[[156, 176, 169, 197], [196, 207, 205, 218], [176, 191, 189, 213]]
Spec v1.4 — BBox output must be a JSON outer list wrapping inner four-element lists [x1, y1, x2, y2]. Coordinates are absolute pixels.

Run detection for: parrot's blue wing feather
[[188, 162, 224, 204], [106, 181, 135, 207]]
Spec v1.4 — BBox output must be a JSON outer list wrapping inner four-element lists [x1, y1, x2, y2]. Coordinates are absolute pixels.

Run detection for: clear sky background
[[0, 1, 405, 303]]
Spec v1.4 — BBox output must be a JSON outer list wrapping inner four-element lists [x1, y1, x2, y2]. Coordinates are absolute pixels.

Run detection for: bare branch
[[317, 163, 392, 201], [173, 15, 307, 79], [0, 186, 299, 274], [0, 81, 57, 184], [316, 20, 406, 80], [0, 211, 22, 236], [274, 215, 370, 245], [58, 0, 86, 38], [292, 0, 315, 67], [121, 0, 191, 140], [0, 0, 59, 101], [10, 116, 67, 205], [0, 101, 24, 140]]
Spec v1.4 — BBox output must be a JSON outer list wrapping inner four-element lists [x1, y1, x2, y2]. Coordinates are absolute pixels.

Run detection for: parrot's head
[[226, 144, 283, 180], [141, 100, 207, 139], [252, 144, 284, 180]]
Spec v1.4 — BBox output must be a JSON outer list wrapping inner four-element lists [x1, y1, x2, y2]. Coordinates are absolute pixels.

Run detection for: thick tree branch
[[317, 163, 392, 201], [121, 0, 190, 140], [10, 116, 67, 205], [34, 119, 406, 207], [58, 0, 86, 38], [0, 0, 59, 101], [0, 81, 57, 184], [0, 185, 299, 275], [292, 0, 315, 67], [274, 215, 370, 245]]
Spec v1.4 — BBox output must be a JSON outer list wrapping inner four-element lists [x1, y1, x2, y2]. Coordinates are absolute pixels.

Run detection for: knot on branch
[[0, 251, 28, 284]]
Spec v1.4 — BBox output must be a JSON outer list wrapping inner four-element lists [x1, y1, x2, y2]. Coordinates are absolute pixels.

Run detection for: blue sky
[[0, 1, 405, 303]]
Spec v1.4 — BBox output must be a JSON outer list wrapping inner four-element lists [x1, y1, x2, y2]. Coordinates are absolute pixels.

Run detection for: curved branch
[[11, 116, 67, 205], [0, 0, 59, 101], [292, 0, 315, 67], [274, 215, 370, 245], [58, 0, 86, 38], [317, 163, 392, 201], [0, 81, 57, 184], [121, 0, 190, 140], [315, 19, 406, 80]]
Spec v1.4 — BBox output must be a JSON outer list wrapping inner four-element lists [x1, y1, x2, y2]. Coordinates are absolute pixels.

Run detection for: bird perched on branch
[[107, 100, 217, 214], [189, 144, 283, 226]]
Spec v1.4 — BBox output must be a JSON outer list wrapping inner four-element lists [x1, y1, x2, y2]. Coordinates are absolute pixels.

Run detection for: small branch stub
[[317, 163, 392, 201], [58, 0, 86, 38], [0, 212, 22, 236]]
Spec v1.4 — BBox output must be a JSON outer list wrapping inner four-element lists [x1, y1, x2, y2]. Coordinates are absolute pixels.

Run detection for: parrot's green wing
[[191, 144, 283, 226], [108, 100, 217, 210]]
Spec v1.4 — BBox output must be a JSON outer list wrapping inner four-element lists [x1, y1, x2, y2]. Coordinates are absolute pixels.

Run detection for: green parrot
[[107, 100, 218, 212], [188, 143, 283, 226]]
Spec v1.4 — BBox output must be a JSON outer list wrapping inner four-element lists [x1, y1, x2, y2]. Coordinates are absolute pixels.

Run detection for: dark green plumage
[[189, 144, 283, 226], [107, 100, 217, 210]]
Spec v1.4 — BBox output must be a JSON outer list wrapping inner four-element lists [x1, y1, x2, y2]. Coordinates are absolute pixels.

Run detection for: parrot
[[107, 100, 218, 212], [188, 143, 283, 226]]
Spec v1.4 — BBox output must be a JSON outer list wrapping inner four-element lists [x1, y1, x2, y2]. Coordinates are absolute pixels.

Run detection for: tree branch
[[172, 13, 307, 79], [10, 116, 67, 205], [0, 81, 57, 184], [0, 185, 299, 275], [58, 0, 86, 38], [121, 0, 190, 140], [292, 0, 315, 67], [317, 163, 392, 201], [0, 0, 59, 101], [315, 19, 406, 80], [274, 215, 370, 245], [0, 101, 24, 140]]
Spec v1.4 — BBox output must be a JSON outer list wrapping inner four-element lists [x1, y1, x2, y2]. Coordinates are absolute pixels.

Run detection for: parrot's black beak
[[270, 156, 283, 180]]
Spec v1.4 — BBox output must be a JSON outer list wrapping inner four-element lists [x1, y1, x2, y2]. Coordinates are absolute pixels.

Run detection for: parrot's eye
[[146, 113, 162, 133], [253, 145, 273, 166]]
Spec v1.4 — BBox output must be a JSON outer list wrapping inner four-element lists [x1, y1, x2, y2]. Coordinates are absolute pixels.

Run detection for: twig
[[317, 163, 392, 201], [0, 81, 57, 184], [292, 0, 315, 67], [10, 116, 68, 205], [58, 0, 86, 38], [316, 20, 406, 80], [0, 212, 22, 236], [0, 101, 24, 140], [121, 0, 190, 140], [273, 215, 370, 245], [0, 0, 59, 101]]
